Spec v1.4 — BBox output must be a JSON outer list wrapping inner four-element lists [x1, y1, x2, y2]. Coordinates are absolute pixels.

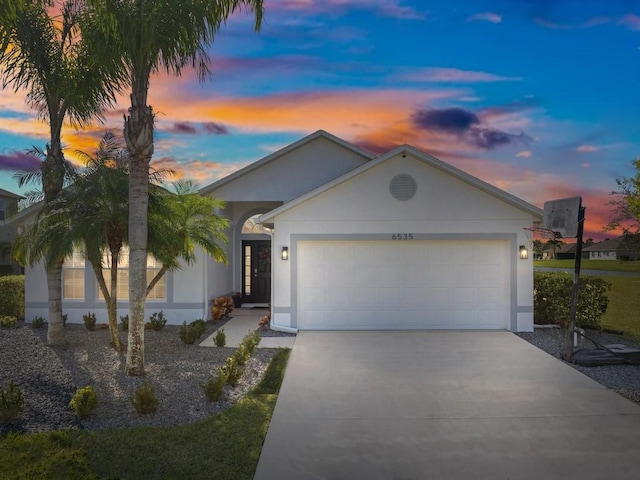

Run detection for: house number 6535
[[392, 233, 413, 240]]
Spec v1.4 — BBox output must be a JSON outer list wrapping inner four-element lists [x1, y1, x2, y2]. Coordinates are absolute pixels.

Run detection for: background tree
[[84, 0, 264, 375], [606, 157, 640, 234], [544, 238, 564, 260], [0, 0, 122, 344], [532, 239, 544, 260]]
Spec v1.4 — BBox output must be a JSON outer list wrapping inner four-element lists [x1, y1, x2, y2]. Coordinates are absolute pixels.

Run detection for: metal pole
[[565, 206, 586, 361]]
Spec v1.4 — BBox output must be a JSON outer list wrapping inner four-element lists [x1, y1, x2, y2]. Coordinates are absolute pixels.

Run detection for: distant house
[[583, 236, 639, 261], [542, 243, 581, 260], [0, 188, 23, 275]]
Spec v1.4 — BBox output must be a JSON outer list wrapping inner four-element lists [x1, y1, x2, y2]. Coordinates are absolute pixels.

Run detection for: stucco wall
[[269, 152, 536, 332]]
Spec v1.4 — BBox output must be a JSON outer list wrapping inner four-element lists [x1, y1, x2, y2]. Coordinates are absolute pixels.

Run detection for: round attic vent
[[389, 174, 417, 201]]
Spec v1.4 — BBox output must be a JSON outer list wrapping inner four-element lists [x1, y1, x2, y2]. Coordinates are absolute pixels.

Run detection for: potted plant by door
[[233, 292, 242, 308]]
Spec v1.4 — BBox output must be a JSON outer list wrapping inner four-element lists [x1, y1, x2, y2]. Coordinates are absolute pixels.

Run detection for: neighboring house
[[541, 243, 589, 260], [0, 188, 23, 275], [13, 130, 542, 332], [583, 236, 640, 261]]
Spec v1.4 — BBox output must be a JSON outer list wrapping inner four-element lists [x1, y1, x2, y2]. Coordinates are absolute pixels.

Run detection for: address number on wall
[[391, 233, 414, 240]]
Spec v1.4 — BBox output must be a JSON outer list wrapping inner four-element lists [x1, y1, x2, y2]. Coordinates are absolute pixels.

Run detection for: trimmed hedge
[[534, 272, 610, 329], [0, 275, 24, 320]]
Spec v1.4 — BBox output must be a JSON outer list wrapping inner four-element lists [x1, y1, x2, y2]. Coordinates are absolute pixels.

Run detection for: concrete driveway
[[254, 331, 640, 480]]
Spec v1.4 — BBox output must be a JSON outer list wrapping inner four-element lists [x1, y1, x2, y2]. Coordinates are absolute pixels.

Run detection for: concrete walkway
[[199, 307, 295, 349], [255, 331, 640, 479]]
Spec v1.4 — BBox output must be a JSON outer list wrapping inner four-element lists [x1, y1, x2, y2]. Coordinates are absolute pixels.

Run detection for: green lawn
[[534, 259, 640, 272], [0, 348, 290, 480], [601, 276, 640, 340]]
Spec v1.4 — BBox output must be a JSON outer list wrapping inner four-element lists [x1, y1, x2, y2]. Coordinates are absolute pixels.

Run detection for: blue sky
[[1, 0, 639, 238]]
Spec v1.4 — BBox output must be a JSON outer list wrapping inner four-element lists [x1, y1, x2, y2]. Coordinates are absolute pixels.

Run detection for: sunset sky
[[1, 0, 639, 240]]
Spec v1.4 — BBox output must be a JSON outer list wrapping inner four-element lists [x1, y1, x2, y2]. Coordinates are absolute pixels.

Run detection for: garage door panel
[[297, 240, 509, 330]]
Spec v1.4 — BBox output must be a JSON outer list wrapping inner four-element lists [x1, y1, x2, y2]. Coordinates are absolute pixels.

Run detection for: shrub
[[534, 272, 610, 329], [119, 314, 129, 331], [0, 275, 24, 319], [179, 319, 206, 345], [233, 343, 251, 366], [147, 311, 167, 331], [213, 327, 226, 347], [82, 312, 96, 331], [203, 373, 227, 402], [0, 316, 17, 329], [132, 382, 159, 414], [69, 386, 98, 419], [32, 316, 45, 329], [242, 330, 262, 354], [211, 296, 234, 321], [0, 382, 24, 425], [220, 357, 243, 387]]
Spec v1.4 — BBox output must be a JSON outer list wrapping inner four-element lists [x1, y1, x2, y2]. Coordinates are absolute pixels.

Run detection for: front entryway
[[242, 240, 271, 304]]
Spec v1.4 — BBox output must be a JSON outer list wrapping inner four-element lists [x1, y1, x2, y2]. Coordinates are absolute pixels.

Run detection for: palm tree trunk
[[42, 140, 66, 346], [125, 92, 154, 376], [108, 254, 123, 351], [46, 257, 65, 345]]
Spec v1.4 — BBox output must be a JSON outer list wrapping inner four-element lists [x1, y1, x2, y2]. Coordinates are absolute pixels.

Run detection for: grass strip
[[534, 259, 640, 272], [601, 276, 640, 341]]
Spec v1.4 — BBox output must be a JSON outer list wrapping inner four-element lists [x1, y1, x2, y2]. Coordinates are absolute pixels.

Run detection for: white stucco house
[[18, 130, 542, 332]]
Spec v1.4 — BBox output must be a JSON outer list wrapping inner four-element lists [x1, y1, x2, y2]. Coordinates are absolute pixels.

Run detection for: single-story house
[[14, 130, 542, 332], [583, 236, 640, 261], [0, 187, 24, 275]]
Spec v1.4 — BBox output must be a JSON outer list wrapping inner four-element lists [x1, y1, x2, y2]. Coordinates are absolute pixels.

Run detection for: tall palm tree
[[84, 0, 264, 375], [0, 0, 122, 345]]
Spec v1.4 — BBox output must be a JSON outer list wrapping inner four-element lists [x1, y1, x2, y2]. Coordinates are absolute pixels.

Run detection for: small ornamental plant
[[0, 315, 17, 329], [213, 328, 226, 347], [0, 382, 24, 426], [220, 357, 243, 387], [179, 319, 207, 345], [82, 312, 97, 331], [32, 316, 45, 329], [119, 314, 129, 331], [203, 373, 227, 402], [146, 311, 167, 331], [69, 386, 98, 419], [132, 382, 159, 415]]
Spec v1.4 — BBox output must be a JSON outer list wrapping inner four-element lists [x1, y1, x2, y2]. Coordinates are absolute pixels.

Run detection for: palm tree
[[147, 179, 229, 295], [0, 1, 122, 345], [84, 0, 264, 375]]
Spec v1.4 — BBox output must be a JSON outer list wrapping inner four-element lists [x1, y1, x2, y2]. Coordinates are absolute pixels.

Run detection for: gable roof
[[0, 187, 23, 200], [260, 143, 543, 223], [199, 129, 375, 196], [583, 237, 623, 252]]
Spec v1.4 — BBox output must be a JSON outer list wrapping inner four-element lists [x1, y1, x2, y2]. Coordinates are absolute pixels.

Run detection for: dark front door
[[242, 240, 271, 303]]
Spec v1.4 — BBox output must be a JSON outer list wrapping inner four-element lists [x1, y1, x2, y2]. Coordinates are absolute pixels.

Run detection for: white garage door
[[297, 240, 510, 330]]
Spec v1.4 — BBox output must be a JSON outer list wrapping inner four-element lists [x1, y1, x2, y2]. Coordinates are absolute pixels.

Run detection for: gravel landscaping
[[517, 327, 640, 404], [0, 322, 278, 434], [1, 323, 639, 435]]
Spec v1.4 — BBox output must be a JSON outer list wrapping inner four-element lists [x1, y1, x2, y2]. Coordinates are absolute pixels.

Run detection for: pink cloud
[[516, 150, 532, 158], [577, 145, 598, 152], [618, 13, 640, 30], [467, 12, 502, 24], [268, 0, 425, 20], [398, 67, 520, 83]]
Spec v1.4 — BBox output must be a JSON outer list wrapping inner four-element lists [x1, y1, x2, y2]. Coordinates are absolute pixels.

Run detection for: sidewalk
[[199, 307, 296, 349]]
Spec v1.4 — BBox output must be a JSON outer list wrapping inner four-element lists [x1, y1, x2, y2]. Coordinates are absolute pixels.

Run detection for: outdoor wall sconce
[[519, 245, 528, 260], [281, 246, 289, 261]]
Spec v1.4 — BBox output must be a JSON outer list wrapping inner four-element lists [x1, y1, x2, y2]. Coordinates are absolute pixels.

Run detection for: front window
[[98, 246, 165, 300], [63, 251, 85, 300]]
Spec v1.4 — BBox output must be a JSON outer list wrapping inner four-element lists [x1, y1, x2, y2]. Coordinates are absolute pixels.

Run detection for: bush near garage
[[0, 275, 24, 319], [534, 272, 610, 329]]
